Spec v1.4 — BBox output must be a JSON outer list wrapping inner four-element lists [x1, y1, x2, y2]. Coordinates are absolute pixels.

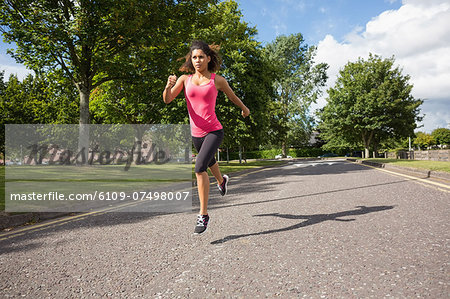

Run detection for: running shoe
[[218, 174, 229, 196], [194, 214, 210, 234]]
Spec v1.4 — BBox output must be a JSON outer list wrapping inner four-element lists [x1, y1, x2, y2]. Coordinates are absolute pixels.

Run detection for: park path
[[1, 159, 449, 298]]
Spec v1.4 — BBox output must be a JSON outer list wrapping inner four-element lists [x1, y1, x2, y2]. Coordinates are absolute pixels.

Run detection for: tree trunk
[[185, 145, 190, 164], [362, 131, 374, 159], [238, 146, 242, 164], [78, 85, 90, 165], [281, 140, 287, 158], [372, 141, 379, 158], [133, 126, 146, 165]]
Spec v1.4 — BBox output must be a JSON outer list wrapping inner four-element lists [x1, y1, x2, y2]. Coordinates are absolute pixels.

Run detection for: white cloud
[[1, 48, 33, 80], [1, 62, 32, 81], [314, 0, 450, 133], [420, 100, 450, 132]]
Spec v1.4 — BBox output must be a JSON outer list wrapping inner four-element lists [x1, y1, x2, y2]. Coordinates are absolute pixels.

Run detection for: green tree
[[122, 0, 274, 158], [431, 128, 450, 146], [0, 71, 78, 157], [318, 54, 423, 158], [414, 132, 436, 150], [90, 0, 265, 160], [1, 0, 215, 162], [264, 33, 328, 156], [1, 72, 77, 124], [90, 0, 219, 126], [87, 1, 275, 161]]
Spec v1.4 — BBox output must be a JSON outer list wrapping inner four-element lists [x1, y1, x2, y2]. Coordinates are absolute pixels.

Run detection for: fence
[[384, 150, 449, 161]]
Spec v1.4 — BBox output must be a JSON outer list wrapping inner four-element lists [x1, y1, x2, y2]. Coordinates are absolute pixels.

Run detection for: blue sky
[[239, 0, 450, 133], [1, 0, 449, 132], [238, 0, 401, 45]]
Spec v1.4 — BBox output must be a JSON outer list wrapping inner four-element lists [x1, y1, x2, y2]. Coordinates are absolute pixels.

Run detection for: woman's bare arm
[[163, 75, 187, 104], [215, 75, 250, 117]]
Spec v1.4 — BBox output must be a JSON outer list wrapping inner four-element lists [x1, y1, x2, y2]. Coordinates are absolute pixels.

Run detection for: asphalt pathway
[[1, 159, 449, 298]]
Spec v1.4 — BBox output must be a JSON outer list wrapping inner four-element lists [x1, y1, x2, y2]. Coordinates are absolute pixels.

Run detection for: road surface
[[1, 159, 449, 297]]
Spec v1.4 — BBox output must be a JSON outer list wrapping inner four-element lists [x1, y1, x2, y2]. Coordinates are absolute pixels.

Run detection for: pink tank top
[[184, 73, 223, 137]]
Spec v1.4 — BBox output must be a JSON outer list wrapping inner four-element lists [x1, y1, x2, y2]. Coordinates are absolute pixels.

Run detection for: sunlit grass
[[1, 160, 285, 212], [360, 158, 450, 173]]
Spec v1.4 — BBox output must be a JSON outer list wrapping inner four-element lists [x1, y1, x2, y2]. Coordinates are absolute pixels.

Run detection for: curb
[[346, 158, 450, 181], [0, 212, 73, 231]]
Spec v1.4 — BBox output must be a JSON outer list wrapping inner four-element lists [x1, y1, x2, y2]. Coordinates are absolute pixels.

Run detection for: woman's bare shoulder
[[177, 74, 190, 85], [214, 74, 229, 89], [214, 74, 226, 81]]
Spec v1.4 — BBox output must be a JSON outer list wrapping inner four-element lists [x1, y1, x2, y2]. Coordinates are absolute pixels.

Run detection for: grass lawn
[[360, 158, 450, 173], [1, 160, 284, 212]]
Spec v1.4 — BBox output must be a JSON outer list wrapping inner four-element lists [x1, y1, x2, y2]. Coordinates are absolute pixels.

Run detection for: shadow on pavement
[[0, 161, 403, 253], [206, 176, 412, 211], [205, 160, 420, 205], [211, 205, 395, 245]]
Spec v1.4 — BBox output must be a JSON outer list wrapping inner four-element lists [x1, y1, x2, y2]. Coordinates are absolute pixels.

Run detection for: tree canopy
[[264, 33, 328, 156], [318, 54, 423, 158], [87, 0, 274, 153], [0, 71, 78, 155], [1, 0, 217, 161], [431, 128, 450, 146], [0, 0, 215, 97]]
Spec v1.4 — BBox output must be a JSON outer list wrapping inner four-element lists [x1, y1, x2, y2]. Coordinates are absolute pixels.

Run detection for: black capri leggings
[[192, 129, 224, 173]]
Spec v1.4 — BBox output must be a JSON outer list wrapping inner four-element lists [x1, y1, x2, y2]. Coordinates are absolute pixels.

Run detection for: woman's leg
[[192, 130, 224, 216], [209, 162, 224, 185], [196, 171, 210, 215], [210, 161, 229, 196]]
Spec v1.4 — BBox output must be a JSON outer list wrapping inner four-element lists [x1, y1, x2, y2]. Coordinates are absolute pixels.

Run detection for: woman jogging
[[163, 40, 250, 234]]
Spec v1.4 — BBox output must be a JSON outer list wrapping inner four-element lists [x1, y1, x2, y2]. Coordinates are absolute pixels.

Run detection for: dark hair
[[179, 40, 221, 73]]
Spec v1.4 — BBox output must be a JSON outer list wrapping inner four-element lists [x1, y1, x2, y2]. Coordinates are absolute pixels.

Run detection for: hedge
[[221, 147, 324, 160]]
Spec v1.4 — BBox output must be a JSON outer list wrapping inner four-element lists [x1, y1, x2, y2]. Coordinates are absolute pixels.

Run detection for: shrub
[[222, 147, 324, 160]]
